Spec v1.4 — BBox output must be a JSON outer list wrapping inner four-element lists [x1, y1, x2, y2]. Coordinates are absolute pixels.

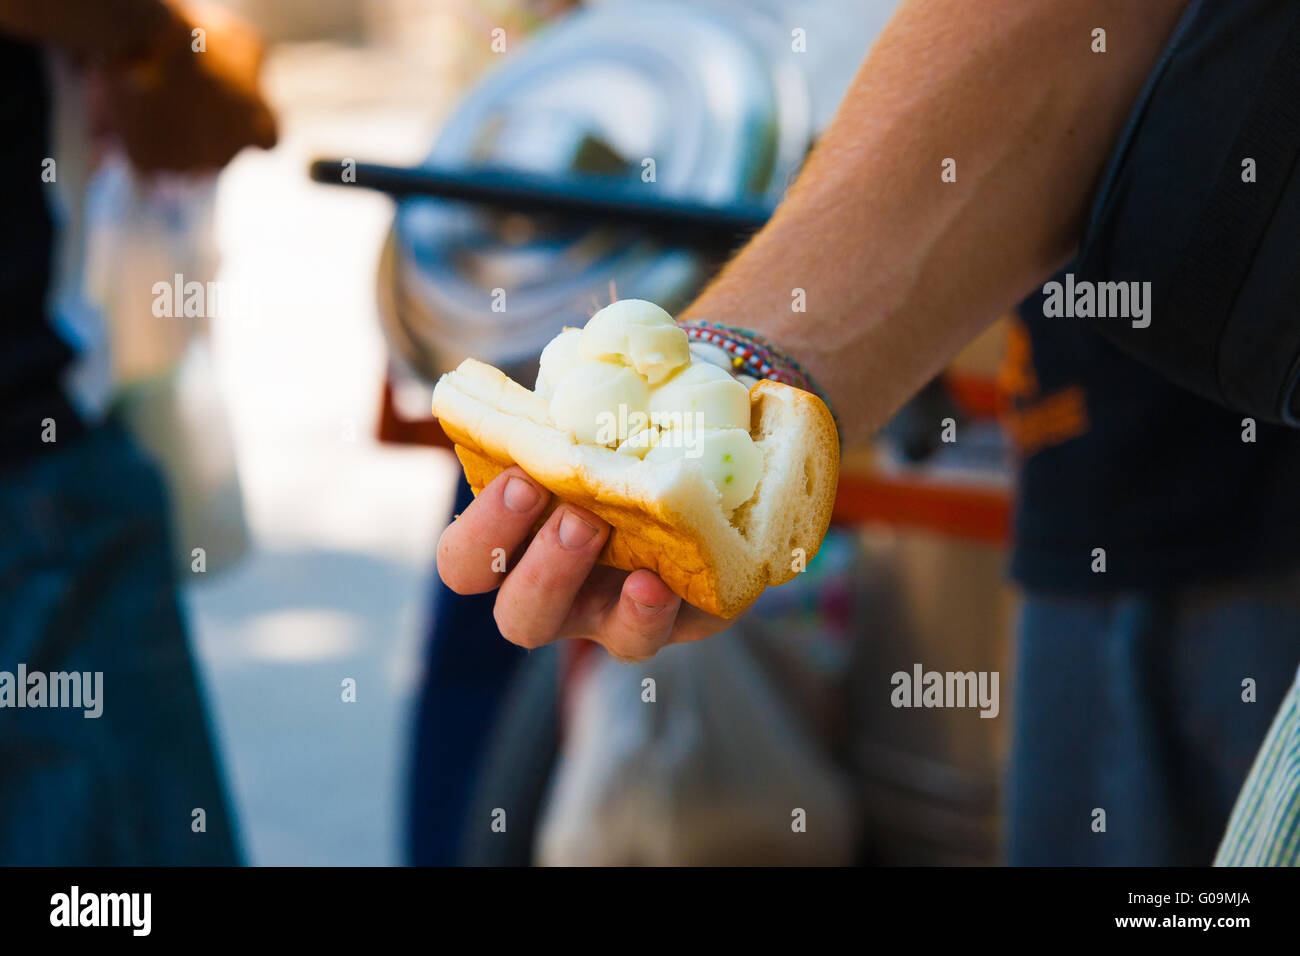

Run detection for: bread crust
[[435, 366, 839, 618]]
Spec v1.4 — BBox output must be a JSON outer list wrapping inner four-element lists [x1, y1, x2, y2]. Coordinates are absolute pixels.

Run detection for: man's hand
[[95, 2, 276, 173], [438, 0, 1190, 658], [436, 467, 731, 661]]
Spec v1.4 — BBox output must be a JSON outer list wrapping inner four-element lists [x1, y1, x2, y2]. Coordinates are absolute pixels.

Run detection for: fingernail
[[503, 476, 540, 513], [558, 510, 599, 549]]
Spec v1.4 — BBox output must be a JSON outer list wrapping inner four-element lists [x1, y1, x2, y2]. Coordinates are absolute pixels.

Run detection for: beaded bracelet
[[680, 320, 836, 421]]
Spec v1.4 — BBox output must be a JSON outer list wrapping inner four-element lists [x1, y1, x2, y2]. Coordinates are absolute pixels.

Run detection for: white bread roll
[[432, 357, 839, 619]]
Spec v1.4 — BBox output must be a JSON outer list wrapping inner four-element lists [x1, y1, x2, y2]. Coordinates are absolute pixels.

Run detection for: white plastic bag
[[536, 532, 864, 866]]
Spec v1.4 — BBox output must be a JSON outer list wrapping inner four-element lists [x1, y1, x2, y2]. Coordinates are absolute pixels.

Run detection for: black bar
[[309, 159, 774, 249], [0, 865, 1285, 943]]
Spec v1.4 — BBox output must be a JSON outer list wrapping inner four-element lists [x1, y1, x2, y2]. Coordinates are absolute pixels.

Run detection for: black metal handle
[[309, 159, 774, 250]]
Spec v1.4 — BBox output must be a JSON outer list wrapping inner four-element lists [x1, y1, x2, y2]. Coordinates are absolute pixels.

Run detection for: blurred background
[[60, 0, 1018, 865]]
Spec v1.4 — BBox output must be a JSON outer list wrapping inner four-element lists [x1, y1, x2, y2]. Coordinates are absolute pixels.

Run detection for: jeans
[[1007, 569, 1300, 865], [0, 424, 240, 864], [406, 476, 527, 865]]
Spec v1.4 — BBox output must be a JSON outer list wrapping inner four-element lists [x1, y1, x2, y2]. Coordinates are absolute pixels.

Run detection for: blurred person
[[435, 0, 1300, 865], [0, 0, 274, 863], [407, 479, 531, 865]]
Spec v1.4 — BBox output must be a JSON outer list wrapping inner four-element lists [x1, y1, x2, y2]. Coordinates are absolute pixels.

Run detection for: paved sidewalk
[[181, 42, 460, 865]]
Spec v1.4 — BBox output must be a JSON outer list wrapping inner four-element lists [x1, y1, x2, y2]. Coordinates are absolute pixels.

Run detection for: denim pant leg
[[0, 425, 240, 865], [1007, 575, 1300, 865], [406, 476, 527, 865]]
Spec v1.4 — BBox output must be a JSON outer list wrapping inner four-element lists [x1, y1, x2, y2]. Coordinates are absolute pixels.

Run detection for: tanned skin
[[436, 0, 1191, 662]]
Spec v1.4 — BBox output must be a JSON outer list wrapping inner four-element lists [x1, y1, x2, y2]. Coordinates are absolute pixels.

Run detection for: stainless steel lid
[[382, 0, 813, 385]]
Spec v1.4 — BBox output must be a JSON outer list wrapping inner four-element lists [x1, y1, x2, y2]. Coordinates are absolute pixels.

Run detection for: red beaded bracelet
[[680, 320, 835, 420]]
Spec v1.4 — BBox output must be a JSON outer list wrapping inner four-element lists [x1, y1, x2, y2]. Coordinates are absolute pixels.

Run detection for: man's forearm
[[0, 0, 182, 62], [682, 0, 1188, 444]]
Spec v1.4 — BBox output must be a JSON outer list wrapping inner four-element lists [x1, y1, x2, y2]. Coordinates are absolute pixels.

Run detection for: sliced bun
[[432, 359, 839, 618]]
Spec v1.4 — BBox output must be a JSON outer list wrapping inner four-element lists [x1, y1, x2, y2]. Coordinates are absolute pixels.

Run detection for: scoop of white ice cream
[[534, 327, 583, 399], [648, 361, 751, 431], [645, 426, 762, 512], [549, 361, 650, 446], [615, 424, 660, 458], [532, 302, 759, 509], [578, 299, 689, 384]]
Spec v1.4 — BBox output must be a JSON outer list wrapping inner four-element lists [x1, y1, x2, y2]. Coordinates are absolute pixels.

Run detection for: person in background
[[0, 0, 274, 864], [998, 282, 1300, 865], [435, 0, 1300, 865]]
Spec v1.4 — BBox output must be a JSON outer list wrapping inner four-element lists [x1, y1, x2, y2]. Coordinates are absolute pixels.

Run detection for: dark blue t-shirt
[[1006, 285, 1300, 592], [1006, 0, 1300, 592], [0, 36, 85, 469]]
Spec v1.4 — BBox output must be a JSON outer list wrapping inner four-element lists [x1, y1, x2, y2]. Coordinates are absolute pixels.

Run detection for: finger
[[436, 468, 550, 595], [666, 603, 735, 646], [593, 570, 683, 662], [493, 504, 610, 649]]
